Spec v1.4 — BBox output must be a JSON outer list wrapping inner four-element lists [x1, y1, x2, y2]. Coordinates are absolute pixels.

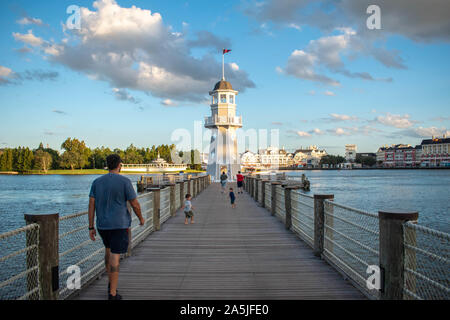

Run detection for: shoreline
[[0, 169, 206, 175]]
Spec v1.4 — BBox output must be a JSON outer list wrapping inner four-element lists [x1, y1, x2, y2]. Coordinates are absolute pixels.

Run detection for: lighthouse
[[205, 52, 242, 181]]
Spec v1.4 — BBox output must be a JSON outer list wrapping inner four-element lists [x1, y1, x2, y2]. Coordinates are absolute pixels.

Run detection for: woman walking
[[220, 171, 228, 193]]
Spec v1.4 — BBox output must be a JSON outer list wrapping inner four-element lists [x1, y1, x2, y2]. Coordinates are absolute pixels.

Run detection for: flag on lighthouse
[[223, 49, 232, 54]]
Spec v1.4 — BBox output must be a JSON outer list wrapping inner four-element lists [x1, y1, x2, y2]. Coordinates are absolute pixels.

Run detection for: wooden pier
[[75, 182, 364, 300]]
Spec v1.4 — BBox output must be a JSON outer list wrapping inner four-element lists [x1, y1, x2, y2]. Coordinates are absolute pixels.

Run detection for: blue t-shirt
[[89, 173, 137, 230]]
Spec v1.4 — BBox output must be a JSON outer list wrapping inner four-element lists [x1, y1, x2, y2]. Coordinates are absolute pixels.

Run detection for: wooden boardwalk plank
[[75, 182, 365, 300]]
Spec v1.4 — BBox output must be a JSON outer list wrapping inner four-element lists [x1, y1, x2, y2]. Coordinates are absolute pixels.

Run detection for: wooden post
[[284, 186, 301, 230], [255, 178, 259, 203], [180, 181, 185, 206], [379, 210, 418, 300], [176, 182, 182, 210], [149, 188, 161, 231], [169, 183, 176, 216], [185, 179, 191, 196], [261, 180, 267, 207], [194, 177, 200, 196], [24, 213, 59, 300], [313, 194, 334, 257], [271, 182, 281, 216]]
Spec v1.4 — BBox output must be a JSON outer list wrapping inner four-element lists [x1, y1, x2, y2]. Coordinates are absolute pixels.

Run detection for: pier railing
[[0, 224, 40, 300], [0, 174, 211, 300], [244, 174, 449, 300]]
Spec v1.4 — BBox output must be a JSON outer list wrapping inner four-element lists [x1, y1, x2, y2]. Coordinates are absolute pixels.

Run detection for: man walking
[[236, 171, 244, 194], [88, 154, 144, 300]]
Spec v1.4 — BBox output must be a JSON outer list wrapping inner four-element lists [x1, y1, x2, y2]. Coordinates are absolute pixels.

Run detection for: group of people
[[219, 170, 244, 209], [88, 155, 247, 300]]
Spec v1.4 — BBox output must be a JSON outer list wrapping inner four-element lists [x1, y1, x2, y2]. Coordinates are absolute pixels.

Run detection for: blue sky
[[0, 0, 449, 155]]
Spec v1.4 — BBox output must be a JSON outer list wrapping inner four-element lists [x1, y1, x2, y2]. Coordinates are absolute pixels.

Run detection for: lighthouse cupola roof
[[213, 80, 233, 91]]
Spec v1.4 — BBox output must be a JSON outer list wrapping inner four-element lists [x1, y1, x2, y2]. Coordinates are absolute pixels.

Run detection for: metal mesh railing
[[0, 224, 40, 300], [130, 192, 154, 249], [58, 212, 105, 300], [323, 200, 380, 299], [290, 190, 314, 248], [403, 222, 449, 300], [160, 187, 171, 225], [264, 183, 271, 210], [58, 191, 154, 299], [257, 180, 263, 205], [275, 185, 285, 223]]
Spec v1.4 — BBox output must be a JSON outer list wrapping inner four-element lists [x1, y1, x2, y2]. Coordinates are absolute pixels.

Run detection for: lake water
[[0, 170, 449, 234]]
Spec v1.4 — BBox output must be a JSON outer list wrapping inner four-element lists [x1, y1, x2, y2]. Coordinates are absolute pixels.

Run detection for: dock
[[76, 182, 364, 300]]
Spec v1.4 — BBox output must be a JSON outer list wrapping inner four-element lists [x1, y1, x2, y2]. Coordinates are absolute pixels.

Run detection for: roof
[[421, 137, 450, 145], [213, 80, 233, 91]]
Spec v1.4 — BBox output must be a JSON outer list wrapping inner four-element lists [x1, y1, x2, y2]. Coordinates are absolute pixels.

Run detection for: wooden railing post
[[24, 213, 59, 300], [261, 180, 268, 208], [255, 178, 260, 203], [379, 210, 418, 300], [180, 181, 185, 206], [284, 186, 301, 230], [185, 178, 191, 196], [271, 182, 281, 216], [169, 183, 176, 216], [313, 194, 334, 257], [149, 188, 161, 231]]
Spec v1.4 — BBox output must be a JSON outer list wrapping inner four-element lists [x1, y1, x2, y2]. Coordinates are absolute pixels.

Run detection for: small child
[[182, 194, 194, 224], [229, 188, 236, 209]]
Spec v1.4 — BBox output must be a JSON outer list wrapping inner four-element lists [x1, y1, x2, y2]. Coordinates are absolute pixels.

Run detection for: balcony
[[204, 115, 242, 128]]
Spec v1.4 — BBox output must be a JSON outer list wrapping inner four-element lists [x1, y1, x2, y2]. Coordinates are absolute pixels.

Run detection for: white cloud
[[161, 99, 177, 106], [112, 88, 140, 104], [230, 63, 239, 71], [296, 131, 311, 137], [16, 0, 254, 103], [17, 17, 44, 26], [374, 113, 415, 129], [0, 66, 12, 78], [288, 23, 301, 31], [328, 113, 358, 121], [323, 90, 335, 96], [12, 29, 44, 46], [310, 128, 324, 135], [397, 127, 449, 138], [245, 0, 450, 43], [327, 127, 352, 136], [279, 28, 398, 86]]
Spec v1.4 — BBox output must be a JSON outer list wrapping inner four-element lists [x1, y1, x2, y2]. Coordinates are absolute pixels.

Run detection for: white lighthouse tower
[[205, 60, 242, 181]]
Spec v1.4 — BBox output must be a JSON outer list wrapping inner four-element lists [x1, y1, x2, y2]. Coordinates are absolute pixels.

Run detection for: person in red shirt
[[236, 171, 244, 194]]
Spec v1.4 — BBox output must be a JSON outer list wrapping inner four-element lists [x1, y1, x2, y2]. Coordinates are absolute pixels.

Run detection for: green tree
[[60, 138, 89, 170], [34, 150, 53, 172], [361, 156, 376, 167], [320, 155, 346, 167]]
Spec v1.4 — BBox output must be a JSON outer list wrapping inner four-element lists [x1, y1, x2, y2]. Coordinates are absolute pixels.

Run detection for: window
[[220, 94, 227, 103], [229, 95, 234, 104]]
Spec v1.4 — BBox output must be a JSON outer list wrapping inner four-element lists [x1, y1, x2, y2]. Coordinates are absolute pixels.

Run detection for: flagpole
[[222, 50, 225, 80]]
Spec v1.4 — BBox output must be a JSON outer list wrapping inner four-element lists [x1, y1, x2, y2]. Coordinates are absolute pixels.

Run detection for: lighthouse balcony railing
[[204, 115, 242, 127]]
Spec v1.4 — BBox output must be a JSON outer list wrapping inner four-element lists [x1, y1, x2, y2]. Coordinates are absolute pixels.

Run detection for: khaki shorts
[[184, 210, 194, 218]]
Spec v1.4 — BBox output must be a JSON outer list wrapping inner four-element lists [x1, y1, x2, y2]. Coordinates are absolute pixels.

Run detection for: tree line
[[0, 138, 202, 172]]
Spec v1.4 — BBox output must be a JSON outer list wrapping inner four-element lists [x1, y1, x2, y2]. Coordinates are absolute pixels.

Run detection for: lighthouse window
[[220, 94, 227, 103], [229, 95, 234, 104]]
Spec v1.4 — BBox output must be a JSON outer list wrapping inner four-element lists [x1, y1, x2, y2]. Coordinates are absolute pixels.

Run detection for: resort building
[[420, 135, 450, 167], [293, 145, 327, 168], [258, 146, 293, 169], [240, 151, 260, 169], [345, 144, 357, 162], [376, 144, 422, 168]]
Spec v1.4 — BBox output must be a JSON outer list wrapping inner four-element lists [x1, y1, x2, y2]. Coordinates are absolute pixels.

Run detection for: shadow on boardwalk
[[76, 183, 365, 300]]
